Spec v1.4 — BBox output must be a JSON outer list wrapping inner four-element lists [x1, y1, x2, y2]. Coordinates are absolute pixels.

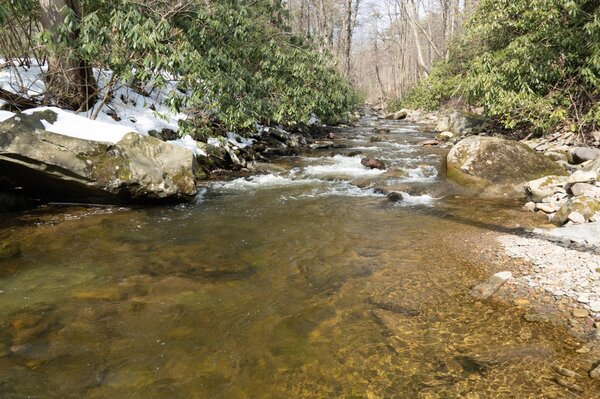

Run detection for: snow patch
[[227, 132, 254, 149], [168, 135, 207, 156], [0, 110, 15, 122], [22, 107, 139, 144]]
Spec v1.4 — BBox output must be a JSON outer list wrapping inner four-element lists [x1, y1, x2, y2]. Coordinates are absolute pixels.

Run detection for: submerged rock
[[590, 364, 600, 380], [418, 139, 441, 147], [0, 111, 198, 204], [470, 271, 512, 300], [447, 136, 566, 196], [0, 241, 21, 261], [386, 192, 404, 202]]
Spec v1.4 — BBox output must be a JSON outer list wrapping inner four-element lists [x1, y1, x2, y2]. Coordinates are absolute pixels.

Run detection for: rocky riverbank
[[0, 105, 358, 210], [445, 226, 600, 386], [400, 106, 600, 382]]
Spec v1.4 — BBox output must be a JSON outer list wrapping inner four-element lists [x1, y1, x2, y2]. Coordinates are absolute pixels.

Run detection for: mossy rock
[[525, 175, 568, 201], [552, 196, 600, 225], [0, 241, 21, 261], [446, 136, 567, 196]]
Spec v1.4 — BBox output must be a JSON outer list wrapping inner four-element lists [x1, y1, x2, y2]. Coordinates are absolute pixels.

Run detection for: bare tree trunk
[[407, 0, 429, 78], [343, 0, 353, 76], [39, 0, 97, 111]]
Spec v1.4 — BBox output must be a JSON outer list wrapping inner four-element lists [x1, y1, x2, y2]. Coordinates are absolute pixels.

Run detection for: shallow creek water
[[1, 116, 599, 398]]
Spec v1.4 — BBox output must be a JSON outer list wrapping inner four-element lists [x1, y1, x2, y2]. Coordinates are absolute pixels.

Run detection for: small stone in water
[[494, 271, 512, 281], [514, 298, 530, 306], [386, 192, 403, 202], [572, 308, 589, 318], [590, 365, 600, 380], [553, 377, 583, 393], [553, 365, 581, 378]]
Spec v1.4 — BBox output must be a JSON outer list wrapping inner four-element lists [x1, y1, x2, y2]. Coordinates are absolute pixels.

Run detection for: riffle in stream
[[0, 115, 598, 398]]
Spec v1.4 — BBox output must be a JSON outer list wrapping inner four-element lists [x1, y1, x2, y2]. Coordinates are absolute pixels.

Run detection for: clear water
[[0, 116, 598, 398]]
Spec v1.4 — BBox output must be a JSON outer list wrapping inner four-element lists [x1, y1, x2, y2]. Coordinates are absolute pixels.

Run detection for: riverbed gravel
[[498, 234, 600, 318]]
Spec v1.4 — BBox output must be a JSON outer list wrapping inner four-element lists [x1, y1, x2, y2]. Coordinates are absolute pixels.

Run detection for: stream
[[0, 115, 598, 398]]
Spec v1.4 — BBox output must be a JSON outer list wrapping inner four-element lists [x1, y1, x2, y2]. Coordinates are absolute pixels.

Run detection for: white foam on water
[[381, 142, 417, 152], [394, 193, 436, 207], [394, 165, 439, 182], [285, 183, 385, 200], [193, 187, 208, 204], [213, 174, 321, 191], [301, 155, 386, 178]]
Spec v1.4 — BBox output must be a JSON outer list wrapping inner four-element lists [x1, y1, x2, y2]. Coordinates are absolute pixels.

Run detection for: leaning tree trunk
[[39, 0, 97, 111]]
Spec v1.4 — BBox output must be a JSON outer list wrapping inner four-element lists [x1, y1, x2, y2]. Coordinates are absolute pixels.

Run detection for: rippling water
[[0, 116, 598, 398]]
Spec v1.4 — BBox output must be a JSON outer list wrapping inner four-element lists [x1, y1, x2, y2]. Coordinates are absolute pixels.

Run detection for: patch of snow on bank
[[1, 60, 185, 136], [0, 60, 46, 98], [0, 110, 15, 122], [85, 70, 186, 135], [498, 234, 600, 316], [22, 107, 139, 143], [227, 132, 254, 148], [207, 137, 223, 147], [168, 135, 207, 156]]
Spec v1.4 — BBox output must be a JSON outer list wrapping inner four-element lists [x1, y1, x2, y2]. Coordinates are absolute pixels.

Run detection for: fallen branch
[[0, 88, 43, 110]]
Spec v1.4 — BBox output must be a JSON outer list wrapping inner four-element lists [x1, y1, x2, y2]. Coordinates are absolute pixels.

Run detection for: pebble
[[568, 170, 598, 184], [589, 301, 600, 312], [553, 376, 583, 393], [536, 203, 557, 213], [499, 235, 600, 318], [572, 308, 589, 318], [523, 201, 536, 212], [567, 211, 585, 224], [590, 365, 600, 380], [514, 298, 530, 306], [553, 365, 581, 378]]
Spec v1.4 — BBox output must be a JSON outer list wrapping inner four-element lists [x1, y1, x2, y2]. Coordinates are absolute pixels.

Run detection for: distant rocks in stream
[[361, 158, 386, 170], [384, 110, 408, 120]]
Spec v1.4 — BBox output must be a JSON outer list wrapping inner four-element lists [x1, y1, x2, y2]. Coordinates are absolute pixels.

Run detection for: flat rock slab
[[534, 221, 600, 247], [470, 271, 512, 299]]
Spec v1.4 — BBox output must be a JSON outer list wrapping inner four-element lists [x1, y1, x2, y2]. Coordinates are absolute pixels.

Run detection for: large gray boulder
[[571, 147, 600, 164], [448, 111, 486, 136], [446, 136, 567, 195], [0, 111, 197, 204]]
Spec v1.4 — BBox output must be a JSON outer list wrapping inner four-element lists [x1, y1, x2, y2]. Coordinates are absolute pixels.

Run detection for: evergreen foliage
[[397, 0, 600, 135], [0, 0, 357, 133]]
